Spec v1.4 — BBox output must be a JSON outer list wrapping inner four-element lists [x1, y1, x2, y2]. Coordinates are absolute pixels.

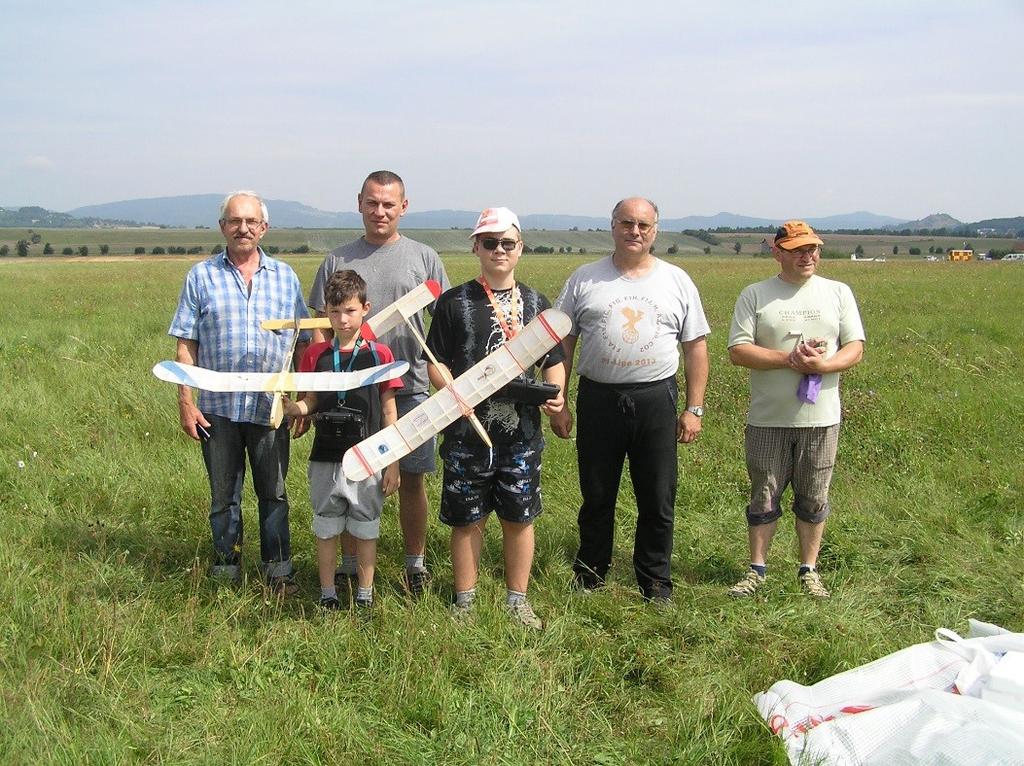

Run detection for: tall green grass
[[1, 256, 1021, 764]]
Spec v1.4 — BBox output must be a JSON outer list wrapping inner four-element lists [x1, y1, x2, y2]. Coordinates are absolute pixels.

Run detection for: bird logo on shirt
[[621, 307, 644, 344]]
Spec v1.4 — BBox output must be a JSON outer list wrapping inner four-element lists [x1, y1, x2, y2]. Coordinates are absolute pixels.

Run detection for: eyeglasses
[[223, 217, 265, 229], [479, 237, 521, 251], [615, 219, 656, 234]]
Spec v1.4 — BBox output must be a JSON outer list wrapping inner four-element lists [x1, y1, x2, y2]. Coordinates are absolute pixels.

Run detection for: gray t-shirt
[[308, 236, 449, 395], [555, 256, 710, 384]]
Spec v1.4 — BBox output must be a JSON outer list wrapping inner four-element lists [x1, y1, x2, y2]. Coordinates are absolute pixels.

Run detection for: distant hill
[[806, 211, 910, 230], [5, 195, 1014, 235], [970, 217, 1024, 237], [884, 213, 964, 231], [69, 195, 362, 229], [64, 196, 912, 232], [661, 212, 775, 230], [0, 205, 139, 228]]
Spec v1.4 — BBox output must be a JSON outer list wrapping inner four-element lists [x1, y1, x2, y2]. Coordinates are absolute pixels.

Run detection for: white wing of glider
[[152, 360, 409, 393], [342, 308, 571, 481], [259, 280, 442, 335]]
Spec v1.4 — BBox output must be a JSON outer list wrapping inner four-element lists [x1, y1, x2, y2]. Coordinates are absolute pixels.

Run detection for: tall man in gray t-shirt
[[552, 197, 710, 602], [307, 170, 449, 597]]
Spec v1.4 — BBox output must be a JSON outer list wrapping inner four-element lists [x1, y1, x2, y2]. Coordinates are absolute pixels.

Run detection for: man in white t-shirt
[[552, 197, 710, 603], [727, 220, 865, 599]]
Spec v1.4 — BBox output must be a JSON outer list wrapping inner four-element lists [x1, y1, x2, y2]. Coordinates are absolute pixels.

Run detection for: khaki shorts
[[744, 424, 840, 526], [308, 460, 383, 540]]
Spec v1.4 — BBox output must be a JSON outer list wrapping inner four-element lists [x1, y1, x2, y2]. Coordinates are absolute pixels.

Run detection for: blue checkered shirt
[[168, 249, 310, 425]]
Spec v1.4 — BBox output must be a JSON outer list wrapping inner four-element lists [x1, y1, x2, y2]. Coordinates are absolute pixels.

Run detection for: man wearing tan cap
[[727, 221, 865, 599]]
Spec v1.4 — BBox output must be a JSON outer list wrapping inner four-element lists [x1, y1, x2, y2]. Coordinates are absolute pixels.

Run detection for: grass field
[[1, 254, 1022, 764]]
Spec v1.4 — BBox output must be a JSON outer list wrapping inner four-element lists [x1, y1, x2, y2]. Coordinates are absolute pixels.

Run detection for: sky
[[2, 0, 1021, 222]]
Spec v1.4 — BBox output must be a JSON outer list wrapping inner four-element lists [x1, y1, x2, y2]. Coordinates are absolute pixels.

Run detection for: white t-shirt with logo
[[555, 256, 710, 384], [728, 274, 865, 427]]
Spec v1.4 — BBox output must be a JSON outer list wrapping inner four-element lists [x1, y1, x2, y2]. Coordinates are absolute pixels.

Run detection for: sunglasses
[[479, 237, 521, 251], [615, 219, 656, 233]]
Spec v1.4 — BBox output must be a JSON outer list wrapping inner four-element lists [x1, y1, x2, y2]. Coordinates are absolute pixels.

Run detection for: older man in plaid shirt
[[169, 191, 310, 592]]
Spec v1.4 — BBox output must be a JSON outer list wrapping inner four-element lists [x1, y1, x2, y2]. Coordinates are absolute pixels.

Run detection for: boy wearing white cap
[[424, 207, 566, 629]]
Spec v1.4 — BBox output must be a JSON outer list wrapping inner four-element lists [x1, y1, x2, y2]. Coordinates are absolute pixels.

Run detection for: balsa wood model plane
[[265, 278, 492, 448], [155, 281, 443, 428], [259, 280, 442, 340], [152, 357, 410, 427], [342, 308, 571, 482], [256, 281, 444, 427]]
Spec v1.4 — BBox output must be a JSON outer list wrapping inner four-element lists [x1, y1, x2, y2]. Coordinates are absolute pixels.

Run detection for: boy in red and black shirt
[[284, 270, 402, 609]]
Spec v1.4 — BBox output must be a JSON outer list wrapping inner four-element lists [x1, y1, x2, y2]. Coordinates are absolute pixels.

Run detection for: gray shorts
[[308, 460, 383, 540], [744, 424, 840, 526], [396, 392, 437, 474]]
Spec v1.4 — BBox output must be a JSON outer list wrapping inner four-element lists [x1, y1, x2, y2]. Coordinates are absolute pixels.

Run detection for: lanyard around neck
[[332, 337, 362, 403], [477, 277, 520, 340]]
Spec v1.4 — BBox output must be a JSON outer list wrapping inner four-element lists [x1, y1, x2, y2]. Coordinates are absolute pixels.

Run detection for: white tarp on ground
[[754, 620, 1024, 765]]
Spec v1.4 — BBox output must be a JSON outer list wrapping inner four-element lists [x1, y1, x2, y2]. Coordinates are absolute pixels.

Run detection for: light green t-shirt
[[728, 274, 865, 427]]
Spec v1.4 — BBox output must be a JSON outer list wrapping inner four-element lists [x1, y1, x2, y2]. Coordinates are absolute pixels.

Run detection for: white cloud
[[19, 155, 55, 171]]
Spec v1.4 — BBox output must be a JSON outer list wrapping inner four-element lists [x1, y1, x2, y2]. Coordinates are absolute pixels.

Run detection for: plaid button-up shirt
[[169, 249, 310, 425]]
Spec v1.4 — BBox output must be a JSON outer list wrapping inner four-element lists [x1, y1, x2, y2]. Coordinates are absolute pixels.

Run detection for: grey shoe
[[318, 595, 341, 610], [799, 569, 831, 599], [507, 600, 543, 630], [450, 601, 474, 620], [728, 570, 766, 598], [354, 596, 373, 611]]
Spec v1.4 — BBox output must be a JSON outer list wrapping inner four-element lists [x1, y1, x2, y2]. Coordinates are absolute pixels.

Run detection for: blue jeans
[[200, 413, 293, 579]]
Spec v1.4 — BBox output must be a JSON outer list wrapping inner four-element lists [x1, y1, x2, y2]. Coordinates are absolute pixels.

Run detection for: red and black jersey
[[299, 340, 403, 462]]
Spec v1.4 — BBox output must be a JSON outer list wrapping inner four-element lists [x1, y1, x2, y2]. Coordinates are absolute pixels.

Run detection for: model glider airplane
[[342, 308, 571, 482], [152, 358, 409, 394], [152, 357, 409, 430], [156, 281, 440, 429], [155, 316, 407, 428], [262, 278, 493, 447], [260, 280, 442, 339]]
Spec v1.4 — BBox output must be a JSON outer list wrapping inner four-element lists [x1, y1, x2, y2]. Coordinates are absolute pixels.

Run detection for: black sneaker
[[318, 595, 340, 610], [404, 568, 432, 598], [354, 596, 373, 611]]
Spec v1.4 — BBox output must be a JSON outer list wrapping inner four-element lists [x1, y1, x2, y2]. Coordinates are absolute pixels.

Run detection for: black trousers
[[573, 376, 679, 596]]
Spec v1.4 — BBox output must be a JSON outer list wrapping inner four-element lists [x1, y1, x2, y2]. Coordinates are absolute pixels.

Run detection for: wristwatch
[[686, 405, 704, 418]]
